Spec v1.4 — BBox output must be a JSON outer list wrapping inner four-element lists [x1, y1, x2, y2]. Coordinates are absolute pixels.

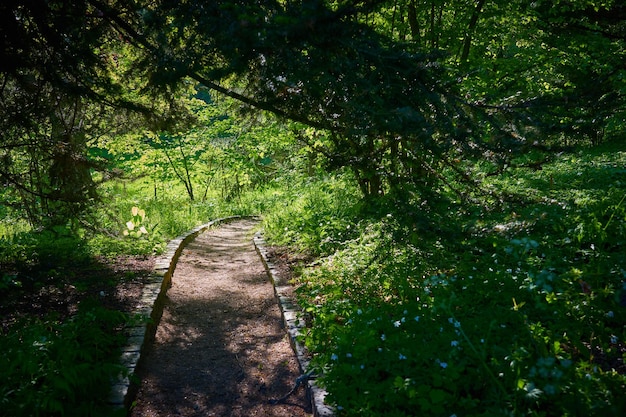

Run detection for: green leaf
[[429, 388, 446, 404]]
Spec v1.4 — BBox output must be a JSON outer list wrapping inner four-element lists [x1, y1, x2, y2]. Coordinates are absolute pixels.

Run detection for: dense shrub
[[0, 300, 129, 417], [266, 144, 626, 416], [262, 174, 362, 256]]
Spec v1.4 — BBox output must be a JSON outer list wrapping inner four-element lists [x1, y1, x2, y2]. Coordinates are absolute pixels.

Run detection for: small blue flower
[[451, 340, 459, 347], [331, 354, 338, 361], [399, 353, 407, 360], [381, 334, 386, 341], [440, 362, 448, 369], [448, 317, 461, 328], [394, 320, 401, 327]]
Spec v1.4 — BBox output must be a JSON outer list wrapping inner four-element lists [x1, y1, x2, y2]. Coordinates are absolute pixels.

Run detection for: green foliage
[[0, 226, 90, 271], [268, 143, 626, 416], [0, 1, 142, 228], [262, 173, 361, 257], [1, 2, 625, 415], [0, 300, 129, 417], [151, 0, 619, 200], [4, 0, 625, 228]]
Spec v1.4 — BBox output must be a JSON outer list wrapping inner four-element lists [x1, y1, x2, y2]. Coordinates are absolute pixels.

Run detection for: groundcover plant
[[264, 144, 626, 416]]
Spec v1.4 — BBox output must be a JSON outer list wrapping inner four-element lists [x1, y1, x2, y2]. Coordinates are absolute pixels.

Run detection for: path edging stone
[[108, 215, 254, 412], [253, 233, 335, 417]]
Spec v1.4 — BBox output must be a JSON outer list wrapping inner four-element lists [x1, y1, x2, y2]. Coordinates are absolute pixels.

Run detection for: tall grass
[[86, 177, 265, 256]]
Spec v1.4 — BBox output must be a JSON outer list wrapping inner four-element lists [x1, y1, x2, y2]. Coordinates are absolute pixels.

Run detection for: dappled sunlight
[[130, 220, 310, 417]]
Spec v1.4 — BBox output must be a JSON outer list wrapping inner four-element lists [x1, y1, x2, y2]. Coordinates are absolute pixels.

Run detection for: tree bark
[[460, 0, 486, 64], [407, 0, 421, 44]]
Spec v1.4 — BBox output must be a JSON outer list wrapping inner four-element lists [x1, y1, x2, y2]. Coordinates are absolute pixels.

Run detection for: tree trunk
[[460, 0, 486, 64], [407, 0, 421, 44]]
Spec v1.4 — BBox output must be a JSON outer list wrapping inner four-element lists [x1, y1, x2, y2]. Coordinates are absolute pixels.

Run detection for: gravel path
[[129, 219, 311, 417]]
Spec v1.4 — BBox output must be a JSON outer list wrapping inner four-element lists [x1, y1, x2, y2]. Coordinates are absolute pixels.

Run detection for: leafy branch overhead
[[99, 0, 478, 196], [92, 0, 626, 197], [1, 0, 625, 222]]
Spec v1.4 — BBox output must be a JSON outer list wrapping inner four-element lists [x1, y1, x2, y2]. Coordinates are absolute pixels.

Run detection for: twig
[[268, 372, 316, 405]]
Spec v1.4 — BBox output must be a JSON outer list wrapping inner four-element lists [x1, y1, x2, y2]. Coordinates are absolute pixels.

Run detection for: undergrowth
[[0, 300, 129, 417], [2, 136, 624, 416], [263, 141, 626, 416]]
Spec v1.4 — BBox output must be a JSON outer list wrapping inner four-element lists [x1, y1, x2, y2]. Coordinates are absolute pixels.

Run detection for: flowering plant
[[123, 206, 149, 238]]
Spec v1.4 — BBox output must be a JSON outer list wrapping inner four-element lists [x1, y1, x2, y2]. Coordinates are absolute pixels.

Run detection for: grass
[[262, 140, 626, 416]]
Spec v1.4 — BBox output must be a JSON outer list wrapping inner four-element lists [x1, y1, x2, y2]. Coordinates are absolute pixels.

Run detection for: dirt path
[[129, 219, 311, 417]]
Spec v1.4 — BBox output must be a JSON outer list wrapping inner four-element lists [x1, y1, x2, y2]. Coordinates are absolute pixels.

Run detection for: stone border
[[108, 216, 252, 411], [253, 233, 335, 417]]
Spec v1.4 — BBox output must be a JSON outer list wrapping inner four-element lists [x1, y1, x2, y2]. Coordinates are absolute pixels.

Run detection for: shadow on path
[[130, 220, 311, 417]]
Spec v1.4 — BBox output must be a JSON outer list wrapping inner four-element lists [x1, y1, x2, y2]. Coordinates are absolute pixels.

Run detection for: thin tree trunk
[[460, 0, 486, 64], [407, 0, 421, 44], [176, 136, 195, 201], [162, 146, 194, 201]]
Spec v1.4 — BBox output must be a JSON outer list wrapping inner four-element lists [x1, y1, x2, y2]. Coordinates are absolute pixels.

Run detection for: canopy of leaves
[[1, 0, 624, 224], [108, 0, 625, 197]]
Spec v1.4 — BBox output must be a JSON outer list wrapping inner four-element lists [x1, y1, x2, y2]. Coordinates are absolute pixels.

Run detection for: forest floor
[[0, 253, 155, 334], [129, 219, 312, 417]]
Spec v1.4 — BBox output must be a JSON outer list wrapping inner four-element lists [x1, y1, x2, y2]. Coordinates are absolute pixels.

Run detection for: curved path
[[130, 219, 311, 417]]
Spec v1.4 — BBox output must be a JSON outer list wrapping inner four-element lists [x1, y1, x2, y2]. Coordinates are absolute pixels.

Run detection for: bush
[[262, 174, 361, 256], [297, 214, 626, 416], [278, 145, 626, 416], [0, 301, 129, 417]]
